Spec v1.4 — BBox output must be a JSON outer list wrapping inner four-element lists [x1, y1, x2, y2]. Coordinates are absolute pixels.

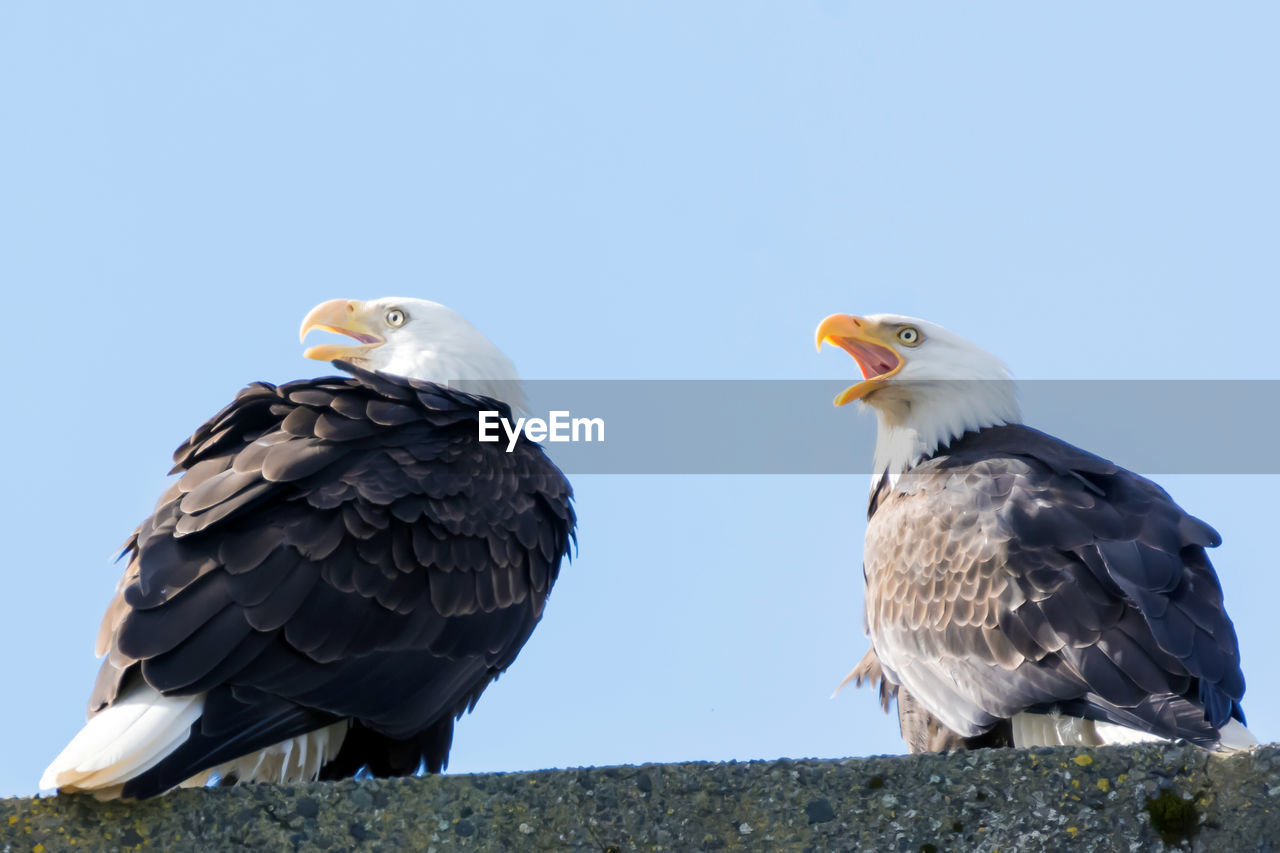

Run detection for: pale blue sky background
[[2, 4, 1277, 797]]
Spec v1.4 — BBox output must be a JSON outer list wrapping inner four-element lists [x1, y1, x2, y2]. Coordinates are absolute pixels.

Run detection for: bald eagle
[[816, 313, 1254, 753], [42, 298, 576, 799]]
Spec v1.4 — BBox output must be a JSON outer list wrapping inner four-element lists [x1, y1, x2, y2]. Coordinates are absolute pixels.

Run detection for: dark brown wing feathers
[[91, 363, 575, 797]]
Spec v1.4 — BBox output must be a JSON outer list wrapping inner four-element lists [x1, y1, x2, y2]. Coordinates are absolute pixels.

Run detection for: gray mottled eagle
[[42, 298, 576, 799], [816, 312, 1254, 753]]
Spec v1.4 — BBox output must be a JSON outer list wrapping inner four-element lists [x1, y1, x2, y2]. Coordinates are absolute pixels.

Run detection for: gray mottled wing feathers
[[864, 424, 1244, 746]]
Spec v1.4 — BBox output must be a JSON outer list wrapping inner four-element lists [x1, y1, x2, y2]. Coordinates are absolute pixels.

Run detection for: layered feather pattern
[[862, 424, 1249, 751], [47, 363, 575, 798]]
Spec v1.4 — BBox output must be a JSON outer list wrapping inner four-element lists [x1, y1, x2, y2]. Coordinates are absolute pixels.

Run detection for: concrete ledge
[[3, 744, 1278, 851]]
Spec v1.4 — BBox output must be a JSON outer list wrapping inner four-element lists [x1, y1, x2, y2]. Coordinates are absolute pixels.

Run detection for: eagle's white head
[[816, 312, 1021, 478], [299, 297, 525, 408]]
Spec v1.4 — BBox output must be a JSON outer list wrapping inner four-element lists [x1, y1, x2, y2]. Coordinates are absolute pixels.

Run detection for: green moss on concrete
[[3, 744, 1278, 851], [1145, 788, 1200, 847]]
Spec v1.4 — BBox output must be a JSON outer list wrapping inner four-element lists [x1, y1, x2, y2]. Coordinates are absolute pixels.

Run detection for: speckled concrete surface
[[3, 744, 1278, 851]]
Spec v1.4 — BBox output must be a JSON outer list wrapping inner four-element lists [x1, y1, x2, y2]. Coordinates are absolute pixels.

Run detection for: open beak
[[299, 299, 386, 362], [815, 314, 904, 406]]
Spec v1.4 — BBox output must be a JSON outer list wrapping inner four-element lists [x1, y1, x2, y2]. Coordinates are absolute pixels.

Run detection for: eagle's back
[[863, 424, 1244, 746]]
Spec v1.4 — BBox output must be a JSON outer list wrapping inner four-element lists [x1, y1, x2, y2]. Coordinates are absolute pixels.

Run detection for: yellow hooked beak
[[814, 313, 905, 406], [299, 299, 386, 362]]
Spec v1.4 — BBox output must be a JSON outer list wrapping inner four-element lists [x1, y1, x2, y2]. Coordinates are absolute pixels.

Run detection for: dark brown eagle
[[43, 298, 575, 798]]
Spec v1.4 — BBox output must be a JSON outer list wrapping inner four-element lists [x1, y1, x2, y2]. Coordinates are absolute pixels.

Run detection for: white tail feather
[[42, 682, 351, 798], [1215, 719, 1259, 752], [41, 684, 204, 792], [1091, 720, 1171, 747], [198, 721, 349, 788], [71, 723, 196, 790], [1011, 711, 1109, 747], [1011, 711, 1258, 752]]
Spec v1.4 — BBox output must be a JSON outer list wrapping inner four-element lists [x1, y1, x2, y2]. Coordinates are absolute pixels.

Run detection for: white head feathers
[[818, 312, 1021, 478], [300, 297, 526, 409]]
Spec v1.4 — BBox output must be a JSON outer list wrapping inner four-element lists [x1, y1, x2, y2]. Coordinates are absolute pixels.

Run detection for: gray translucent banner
[[453, 380, 1280, 475]]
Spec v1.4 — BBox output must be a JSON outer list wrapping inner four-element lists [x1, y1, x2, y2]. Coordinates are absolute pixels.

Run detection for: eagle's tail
[[1213, 718, 1259, 752], [40, 684, 204, 799], [41, 682, 351, 799], [1011, 711, 1259, 752]]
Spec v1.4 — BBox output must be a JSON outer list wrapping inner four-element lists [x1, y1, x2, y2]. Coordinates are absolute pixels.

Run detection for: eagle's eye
[[385, 309, 407, 328], [897, 326, 922, 346]]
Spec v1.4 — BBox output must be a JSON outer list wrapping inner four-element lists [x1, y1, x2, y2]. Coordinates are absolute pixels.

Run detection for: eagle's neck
[[868, 379, 1021, 483], [378, 342, 528, 411]]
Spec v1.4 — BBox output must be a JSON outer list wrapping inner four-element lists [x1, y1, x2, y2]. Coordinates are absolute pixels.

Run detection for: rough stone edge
[[3, 744, 1278, 851]]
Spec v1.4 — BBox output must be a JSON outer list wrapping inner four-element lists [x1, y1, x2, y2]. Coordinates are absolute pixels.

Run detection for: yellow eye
[[385, 309, 407, 328], [897, 326, 922, 346]]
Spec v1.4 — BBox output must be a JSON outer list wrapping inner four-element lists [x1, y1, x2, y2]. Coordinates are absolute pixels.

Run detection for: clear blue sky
[[2, 4, 1277, 798]]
